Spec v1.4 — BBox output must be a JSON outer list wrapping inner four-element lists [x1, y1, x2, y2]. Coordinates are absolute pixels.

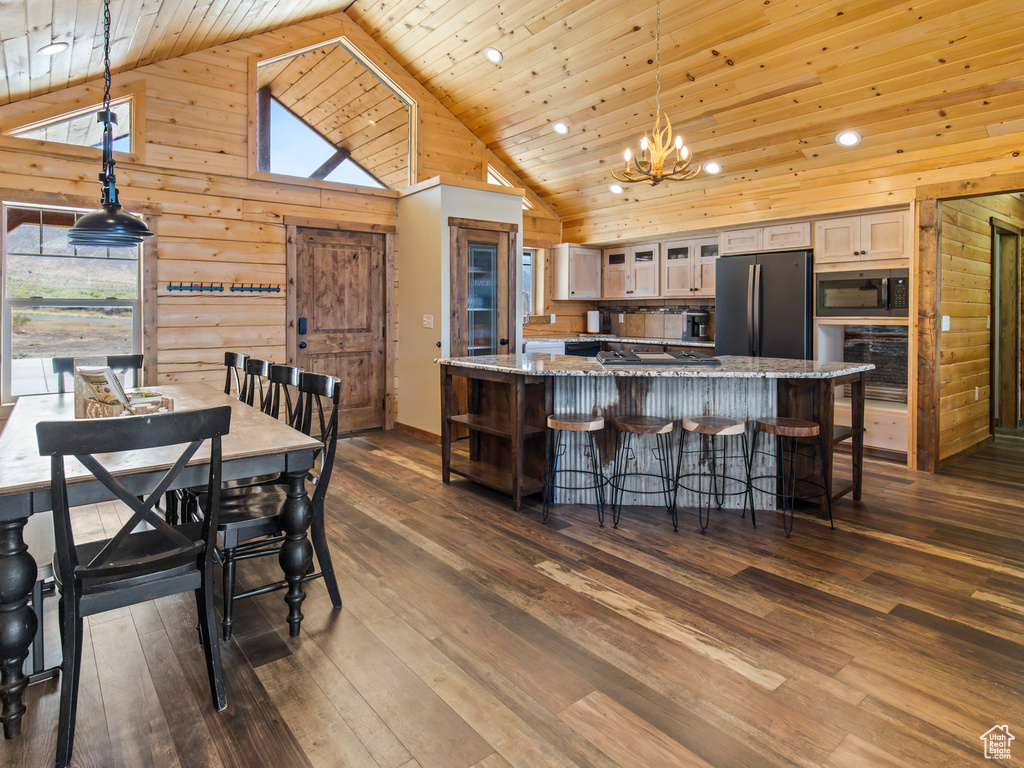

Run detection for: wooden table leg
[[0, 517, 35, 739], [278, 469, 313, 637]]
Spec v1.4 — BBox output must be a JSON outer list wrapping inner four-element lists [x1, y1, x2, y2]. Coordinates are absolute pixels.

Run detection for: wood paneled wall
[[0, 11, 557, 390], [938, 194, 1024, 461]]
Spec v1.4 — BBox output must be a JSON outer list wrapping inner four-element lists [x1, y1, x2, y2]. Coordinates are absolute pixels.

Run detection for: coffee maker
[[682, 309, 710, 341]]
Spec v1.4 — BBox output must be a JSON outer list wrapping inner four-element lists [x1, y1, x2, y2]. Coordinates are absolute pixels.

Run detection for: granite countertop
[[524, 335, 716, 348], [437, 353, 874, 379]]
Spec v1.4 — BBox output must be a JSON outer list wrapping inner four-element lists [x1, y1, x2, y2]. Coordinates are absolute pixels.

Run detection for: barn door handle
[[298, 317, 307, 335]]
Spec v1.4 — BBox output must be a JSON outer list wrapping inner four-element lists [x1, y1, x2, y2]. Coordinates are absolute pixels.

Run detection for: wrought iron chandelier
[[68, 0, 153, 246], [611, 0, 699, 186]]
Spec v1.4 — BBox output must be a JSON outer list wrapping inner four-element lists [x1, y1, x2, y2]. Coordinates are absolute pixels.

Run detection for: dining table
[[0, 383, 324, 740]]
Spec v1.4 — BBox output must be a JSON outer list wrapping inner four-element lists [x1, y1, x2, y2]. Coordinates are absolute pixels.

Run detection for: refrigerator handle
[[746, 264, 755, 356], [752, 263, 762, 356], [881, 277, 890, 309]]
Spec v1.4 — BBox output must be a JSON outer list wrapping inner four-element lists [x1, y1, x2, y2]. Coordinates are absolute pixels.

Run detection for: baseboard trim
[[396, 422, 441, 444]]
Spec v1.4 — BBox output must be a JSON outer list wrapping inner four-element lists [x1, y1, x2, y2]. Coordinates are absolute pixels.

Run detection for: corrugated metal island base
[[438, 354, 872, 515]]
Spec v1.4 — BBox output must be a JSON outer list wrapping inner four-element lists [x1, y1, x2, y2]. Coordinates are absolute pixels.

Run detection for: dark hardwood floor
[[5, 433, 1022, 768]]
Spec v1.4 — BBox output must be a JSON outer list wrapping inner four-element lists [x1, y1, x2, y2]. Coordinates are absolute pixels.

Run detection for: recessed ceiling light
[[38, 41, 69, 56], [609, 184, 624, 194], [836, 130, 861, 147], [702, 161, 722, 175], [484, 47, 503, 64], [552, 122, 569, 135]]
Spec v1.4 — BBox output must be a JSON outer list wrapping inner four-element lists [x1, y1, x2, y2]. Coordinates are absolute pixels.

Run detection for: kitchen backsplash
[[603, 306, 716, 340]]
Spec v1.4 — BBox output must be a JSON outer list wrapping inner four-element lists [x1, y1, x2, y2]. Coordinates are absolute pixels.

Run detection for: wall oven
[[816, 269, 909, 317]]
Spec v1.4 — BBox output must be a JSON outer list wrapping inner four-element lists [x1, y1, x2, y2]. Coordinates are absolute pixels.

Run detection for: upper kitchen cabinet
[[552, 244, 602, 299], [661, 236, 719, 298], [814, 210, 909, 267], [719, 222, 812, 255], [603, 244, 659, 298]]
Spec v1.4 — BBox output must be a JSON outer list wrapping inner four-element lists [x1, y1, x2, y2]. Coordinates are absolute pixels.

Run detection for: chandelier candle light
[[68, 0, 153, 246], [611, 0, 699, 186]]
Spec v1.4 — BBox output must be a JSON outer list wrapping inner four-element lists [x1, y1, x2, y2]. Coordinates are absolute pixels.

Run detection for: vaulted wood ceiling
[[1, 0, 1021, 237]]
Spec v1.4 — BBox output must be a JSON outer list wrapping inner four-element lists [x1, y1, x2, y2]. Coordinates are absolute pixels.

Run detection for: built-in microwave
[[816, 269, 909, 317]]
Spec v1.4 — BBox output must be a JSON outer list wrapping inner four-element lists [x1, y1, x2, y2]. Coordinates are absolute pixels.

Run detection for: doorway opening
[[991, 217, 1023, 437]]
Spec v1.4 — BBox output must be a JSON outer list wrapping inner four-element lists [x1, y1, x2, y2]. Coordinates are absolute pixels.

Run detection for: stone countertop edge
[[523, 335, 715, 347], [436, 354, 875, 379]]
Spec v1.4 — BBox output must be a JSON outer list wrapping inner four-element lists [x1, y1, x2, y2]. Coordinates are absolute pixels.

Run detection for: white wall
[[396, 181, 524, 435]]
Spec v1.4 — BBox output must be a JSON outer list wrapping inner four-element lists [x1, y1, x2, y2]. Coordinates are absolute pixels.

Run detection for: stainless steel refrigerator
[[714, 250, 813, 359]]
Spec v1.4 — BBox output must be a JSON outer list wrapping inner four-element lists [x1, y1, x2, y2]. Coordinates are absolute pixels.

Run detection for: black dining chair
[[213, 371, 343, 640], [36, 406, 231, 768], [223, 351, 248, 399], [240, 357, 272, 409], [52, 354, 144, 393]]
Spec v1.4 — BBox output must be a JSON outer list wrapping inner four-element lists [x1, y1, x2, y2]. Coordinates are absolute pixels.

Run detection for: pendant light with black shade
[[67, 0, 153, 247]]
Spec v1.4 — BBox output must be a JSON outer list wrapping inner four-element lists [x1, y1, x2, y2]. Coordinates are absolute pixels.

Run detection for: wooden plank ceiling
[[1, 0, 1021, 236]]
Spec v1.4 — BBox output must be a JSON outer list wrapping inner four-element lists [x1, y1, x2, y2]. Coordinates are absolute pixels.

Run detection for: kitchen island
[[439, 354, 872, 513]]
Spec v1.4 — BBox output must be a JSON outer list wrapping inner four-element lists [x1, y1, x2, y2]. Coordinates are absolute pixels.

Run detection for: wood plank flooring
[[4, 433, 1022, 768]]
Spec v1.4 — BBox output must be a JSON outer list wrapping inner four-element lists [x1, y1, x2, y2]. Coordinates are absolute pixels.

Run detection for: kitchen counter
[[523, 335, 716, 348], [438, 354, 870, 512], [440, 353, 872, 379]]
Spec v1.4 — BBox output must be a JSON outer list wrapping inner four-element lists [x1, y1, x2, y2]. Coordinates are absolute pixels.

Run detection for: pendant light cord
[[103, 0, 112, 111]]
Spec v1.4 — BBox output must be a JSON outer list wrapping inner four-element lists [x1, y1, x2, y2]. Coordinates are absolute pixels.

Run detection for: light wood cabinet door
[[763, 222, 811, 251], [720, 227, 763, 255], [568, 246, 602, 298], [861, 211, 906, 260], [660, 240, 693, 297], [815, 210, 908, 266], [603, 247, 629, 298], [814, 217, 860, 263], [630, 244, 659, 297], [691, 238, 719, 297]]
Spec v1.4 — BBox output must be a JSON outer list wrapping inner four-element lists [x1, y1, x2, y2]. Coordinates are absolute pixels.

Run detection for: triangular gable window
[[263, 94, 386, 189], [6, 97, 132, 153], [487, 165, 533, 210]]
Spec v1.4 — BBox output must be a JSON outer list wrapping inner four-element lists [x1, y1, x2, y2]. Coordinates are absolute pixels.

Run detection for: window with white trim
[[2, 203, 142, 401]]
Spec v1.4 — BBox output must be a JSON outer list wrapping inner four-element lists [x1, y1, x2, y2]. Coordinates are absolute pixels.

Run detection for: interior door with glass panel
[[1, 204, 141, 401], [451, 227, 512, 358]]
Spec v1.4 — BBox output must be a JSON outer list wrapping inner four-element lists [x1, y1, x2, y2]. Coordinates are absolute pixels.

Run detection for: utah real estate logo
[[980, 725, 1014, 760]]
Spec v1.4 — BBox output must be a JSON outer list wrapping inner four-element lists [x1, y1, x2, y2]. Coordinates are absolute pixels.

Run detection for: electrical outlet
[[987, 316, 991, 329], [619, 313, 625, 322], [550, 313, 556, 323], [422, 314, 433, 329], [975, 386, 980, 401]]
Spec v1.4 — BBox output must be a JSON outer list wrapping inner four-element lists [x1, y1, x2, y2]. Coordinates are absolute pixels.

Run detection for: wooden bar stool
[[674, 416, 754, 534], [607, 416, 675, 530], [750, 417, 833, 538], [543, 414, 606, 525]]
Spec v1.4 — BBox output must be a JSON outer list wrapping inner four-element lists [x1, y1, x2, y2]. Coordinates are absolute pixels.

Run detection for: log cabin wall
[[937, 193, 1024, 463], [0, 11, 558, 397]]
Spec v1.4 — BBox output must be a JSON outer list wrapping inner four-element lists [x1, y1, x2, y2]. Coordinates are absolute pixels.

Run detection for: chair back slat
[[37, 406, 231, 586], [52, 355, 142, 393], [223, 352, 247, 398], [240, 358, 272, 409], [265, 364, 302, 425], [295, 372, 340, 505]]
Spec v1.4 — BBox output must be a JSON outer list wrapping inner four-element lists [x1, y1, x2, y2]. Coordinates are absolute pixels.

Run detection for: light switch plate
[[423, 314, 433, 328], [550, 313, 556, 323], [941, 315, 950, 331]]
